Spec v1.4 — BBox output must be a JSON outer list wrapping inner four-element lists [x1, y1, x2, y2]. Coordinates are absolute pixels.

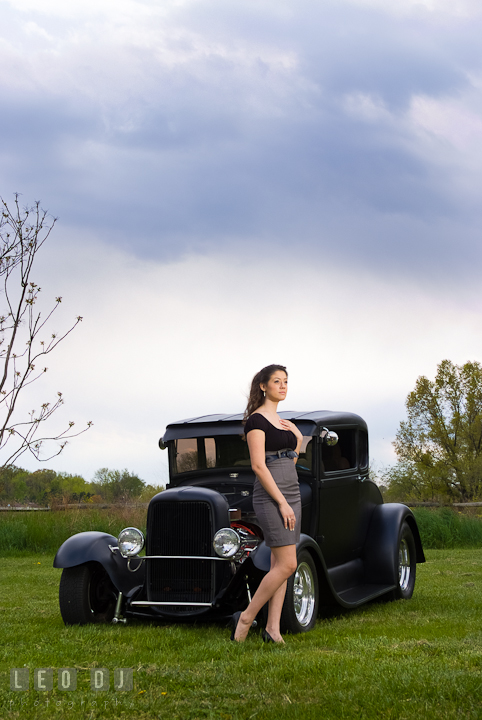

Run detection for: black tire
[[392, 522, 416, 600], [59, 563, 117, 625], [280, 550, 319, 634]]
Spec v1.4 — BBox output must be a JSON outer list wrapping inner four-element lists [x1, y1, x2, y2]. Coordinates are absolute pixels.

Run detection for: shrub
[[412, 507, 482, 549]]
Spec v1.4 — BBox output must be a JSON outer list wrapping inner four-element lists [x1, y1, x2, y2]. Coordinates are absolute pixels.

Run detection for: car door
[[317, 427, 363, 567]]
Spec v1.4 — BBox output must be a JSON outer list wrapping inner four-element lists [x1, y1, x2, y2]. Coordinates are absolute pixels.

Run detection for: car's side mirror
[[320, 427, 338, 446]]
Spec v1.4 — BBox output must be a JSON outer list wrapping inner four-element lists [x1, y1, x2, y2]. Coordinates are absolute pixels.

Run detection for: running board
[[337, 583, 396, 605], [131, 601, 212, 607]]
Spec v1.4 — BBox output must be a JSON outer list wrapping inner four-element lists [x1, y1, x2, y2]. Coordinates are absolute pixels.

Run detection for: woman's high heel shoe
[[230, 611, 242, 641], [262, 629, 275, 643]]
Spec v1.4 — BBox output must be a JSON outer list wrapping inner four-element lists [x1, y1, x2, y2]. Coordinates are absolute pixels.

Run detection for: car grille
[[147, 501, 215, 604]]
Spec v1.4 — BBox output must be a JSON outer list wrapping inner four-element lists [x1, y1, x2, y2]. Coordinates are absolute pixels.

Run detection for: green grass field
[[1, 549, 482, 720]]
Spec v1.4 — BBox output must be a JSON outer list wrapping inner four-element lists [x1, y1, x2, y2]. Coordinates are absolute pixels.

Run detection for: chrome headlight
[[118, 527, 145, 557], [213, 528, 241, 558]]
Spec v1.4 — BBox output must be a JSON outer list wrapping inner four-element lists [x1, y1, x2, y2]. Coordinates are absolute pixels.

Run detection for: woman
[[231, 364, 303, 643]]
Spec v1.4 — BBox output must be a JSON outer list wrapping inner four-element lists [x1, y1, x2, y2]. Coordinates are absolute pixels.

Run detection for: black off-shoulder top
[[244, 413, 297, 451]]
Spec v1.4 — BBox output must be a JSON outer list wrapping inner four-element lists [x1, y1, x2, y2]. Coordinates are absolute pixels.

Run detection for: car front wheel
[[280, 550, 318, 633], [392, 521, 416, 600], [59, 562, 117, 625]]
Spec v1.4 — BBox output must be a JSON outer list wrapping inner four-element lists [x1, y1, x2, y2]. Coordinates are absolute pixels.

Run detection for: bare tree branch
[[0, 194, 92, 467]]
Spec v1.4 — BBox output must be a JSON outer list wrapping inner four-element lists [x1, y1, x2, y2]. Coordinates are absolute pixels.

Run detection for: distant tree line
[[0, 465, 163, 506]]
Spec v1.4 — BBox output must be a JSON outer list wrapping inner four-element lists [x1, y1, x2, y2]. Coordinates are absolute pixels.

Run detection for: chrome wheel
[[398, 537, 411, 592], [391, 522, 416, 600], [281, 550, 319, 633], [293, 561, 316, 627]]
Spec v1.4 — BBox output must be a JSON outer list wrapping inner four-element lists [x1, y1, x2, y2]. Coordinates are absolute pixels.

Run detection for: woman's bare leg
[[265, 580, 288, 642], [234, 544, 297, 642]]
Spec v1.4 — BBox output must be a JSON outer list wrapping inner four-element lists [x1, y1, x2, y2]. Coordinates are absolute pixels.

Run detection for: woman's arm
[[247, 429, 296, 529]]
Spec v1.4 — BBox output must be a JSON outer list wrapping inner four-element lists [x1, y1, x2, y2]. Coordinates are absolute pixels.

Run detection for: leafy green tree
[[24, 468, 58, 505], [389, 360, 482, 502], [0, 464, 29, 503], [381, 461, 440, 502], [49, 472, 91, 503], [91, 468, 145, 503], [138, 483, 164, 502], [0, 194, 92, 467]]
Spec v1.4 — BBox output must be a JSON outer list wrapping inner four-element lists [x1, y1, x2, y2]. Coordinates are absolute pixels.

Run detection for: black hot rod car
[[54, 411, 425, 633]]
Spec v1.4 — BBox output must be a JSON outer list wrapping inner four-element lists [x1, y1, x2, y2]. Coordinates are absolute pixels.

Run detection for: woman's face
[[261, 371, 288, 402]]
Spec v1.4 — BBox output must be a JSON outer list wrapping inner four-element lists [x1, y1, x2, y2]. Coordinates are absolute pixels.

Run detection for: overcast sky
[[1, 0, 482, 485]]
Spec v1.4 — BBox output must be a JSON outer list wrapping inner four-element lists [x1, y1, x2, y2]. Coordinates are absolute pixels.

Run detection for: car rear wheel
[[392, 522, 416, 600], [59, 563, 117, 625], [280, 550, 318, 633]]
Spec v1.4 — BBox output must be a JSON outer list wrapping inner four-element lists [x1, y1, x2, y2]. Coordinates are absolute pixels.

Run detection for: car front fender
[[53, 531, 145, 596]]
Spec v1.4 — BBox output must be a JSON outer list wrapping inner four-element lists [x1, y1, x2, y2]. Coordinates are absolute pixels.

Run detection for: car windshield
[[172, 435, 313, 474], [173, 436, 250, 474]]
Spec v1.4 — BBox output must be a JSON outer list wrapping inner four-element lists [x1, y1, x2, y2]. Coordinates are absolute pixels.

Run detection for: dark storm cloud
[[1, 0, 481, 276]]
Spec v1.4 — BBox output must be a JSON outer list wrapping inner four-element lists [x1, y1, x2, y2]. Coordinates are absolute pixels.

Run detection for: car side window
[[322, 429, 357, 472]]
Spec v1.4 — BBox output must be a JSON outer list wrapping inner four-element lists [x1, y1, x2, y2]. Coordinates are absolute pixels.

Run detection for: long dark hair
[[243, 364, 288, 423]]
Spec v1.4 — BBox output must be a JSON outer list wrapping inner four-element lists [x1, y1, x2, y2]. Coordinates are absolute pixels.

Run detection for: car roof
[[162, 410, 367, 442]]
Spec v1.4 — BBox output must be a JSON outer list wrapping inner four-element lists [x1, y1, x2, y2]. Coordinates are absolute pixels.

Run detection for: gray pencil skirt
[[252, 454, 301, 548]]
